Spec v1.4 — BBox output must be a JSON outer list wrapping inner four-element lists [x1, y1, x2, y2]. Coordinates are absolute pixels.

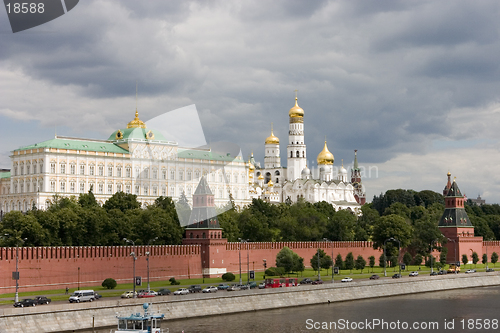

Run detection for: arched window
[[202, 232, 206, 239], [302, 151, 305, 157], [296, 151, 300, 158], [290, 151, 293, 158], [190, 233, 193, 239]]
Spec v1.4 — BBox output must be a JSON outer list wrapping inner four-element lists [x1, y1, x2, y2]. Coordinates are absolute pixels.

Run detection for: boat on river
[[111, 303, 165, 333]]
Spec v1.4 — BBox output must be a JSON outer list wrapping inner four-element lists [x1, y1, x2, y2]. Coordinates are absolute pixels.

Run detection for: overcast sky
[[1, 0, 500, 203]]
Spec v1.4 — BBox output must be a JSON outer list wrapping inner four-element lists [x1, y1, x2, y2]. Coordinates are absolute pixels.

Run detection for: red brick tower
[[182, 176, 228, 277], [439, 174, 483, 264]]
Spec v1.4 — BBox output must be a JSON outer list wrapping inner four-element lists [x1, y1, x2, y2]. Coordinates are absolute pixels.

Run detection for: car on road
[[300, 278, 313, 284], [258, 282, 266, 289], [369, 274, 380, 280], [392, 274, 402, 279], [341, 277, 353, 282], [438, 270, 447, 275], [120, 291, 137, 299], [487, 268, 495, 272], [247, 281, 257, 289], [430, 271, 438, 276], [33, 296, 51, 305], [312, 279, 323, 285], [13, 299, 37, 307], [202, 286, 218, 293], [227, 284, 241, 291], [137, 290, 157, 298], [157, 288, 171, 295], [93, 293, 102, 300], [409, 271, 419, 277], [188, 285, 202, 293], [239, 284, 250, 290], [173, 288, 189, 295], [465, 269, 476, 273], [217, 284, 229, 290]]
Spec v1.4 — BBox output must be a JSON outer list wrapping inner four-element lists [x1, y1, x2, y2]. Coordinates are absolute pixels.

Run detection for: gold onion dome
[[289, 97, 304, 118], [447, 171, 451, 177], [258, 174, 264, 180], [249, 162, 255, 171], [127, 110, 147, 129], [265, 128, 280, 145], [268, 180, 274, 187], [317, 141, 334, 165]]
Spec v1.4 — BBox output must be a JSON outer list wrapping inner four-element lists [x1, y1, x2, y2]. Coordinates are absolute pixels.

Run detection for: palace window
[[179, 171, 183, 181], [26, 164, 30, 174], [70, 182, 75, 193], [60, 164, 66, 174], [117, 167, 122, 178], [144, 168, 149, 179], [80, 165, 85, 175], [126, 185, 131, 194], [162, 170, 167, 179], [126, 167, 131, 178], [80, 183, 85, 193], [135, 185, 140, 194], [135, 167, 140, 178], [70, 164, 75, 175], [170, 170, 175, 180], [153, 169, 157, 179], [98, 166, 104, 176], [187, 170, 192, 181], [90, 166, 95, 176], [117, 184, 122, 192], [143, 186, 148, 195], [98, 183, 103, 194], [108, 184, 113, 194], [50, 163, 55, 173], [162, 187, 166, 196], [108, 166, 113, 177], [153, 187, 158, 196], [60, 181, 65, 192]]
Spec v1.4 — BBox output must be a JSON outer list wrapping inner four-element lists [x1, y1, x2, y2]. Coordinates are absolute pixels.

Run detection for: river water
[[88, 286, 500, 333]]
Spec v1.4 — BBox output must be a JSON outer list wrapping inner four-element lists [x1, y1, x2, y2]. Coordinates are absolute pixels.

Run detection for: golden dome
[[289, 97, 304, 118], [317, 141, 334, 165], [265, 125, 279, 145], [249, 163, 255, 171], [447, 171, 451, 177], [258, 174, 264, 180], [268, 180, 274, 187], [127, 110, 147, 129]]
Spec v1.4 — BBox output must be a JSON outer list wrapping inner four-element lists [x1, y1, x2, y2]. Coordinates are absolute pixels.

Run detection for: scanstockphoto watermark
[[305, 318, 500, 331]]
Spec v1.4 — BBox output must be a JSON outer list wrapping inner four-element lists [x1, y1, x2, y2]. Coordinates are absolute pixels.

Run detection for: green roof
[[178, 149, 240, 162], [15, 137, 130, 154], [107, 128, 169, 142], [0, 171, 11, 179]]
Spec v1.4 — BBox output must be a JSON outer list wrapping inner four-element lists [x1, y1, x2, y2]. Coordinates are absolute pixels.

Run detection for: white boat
[[111, 303, 166, 333]]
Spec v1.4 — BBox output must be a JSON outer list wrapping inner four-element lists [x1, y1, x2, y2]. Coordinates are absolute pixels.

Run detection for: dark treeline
[[2, 189, 500, 254]]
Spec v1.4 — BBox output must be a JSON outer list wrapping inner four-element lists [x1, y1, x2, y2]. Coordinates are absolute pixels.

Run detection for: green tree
[[293, 255, 305, 274], [403, 252, 412, 269], [440, 252, 447, 266], [102, 278, 117, 289], [355, 255, 366, 273], [175, 191, 192, 226], [472, 252, 479, 267], [368, 256, 375, 272], [78, 190, 99, 208], [222, 273, 235, 282], [372, 215, 413, 252], [276, 246, 296, 274], [414, 253, 423, 266], [344, 252, 355, 273], [379, 253, 386, 268], [491, 252, 499, 267], [310, 249, 331, 273], [103, 192, 141, 212], [462, 254, 469, 268], [335, 254, 344, 270], [482, 253, 488, 265]]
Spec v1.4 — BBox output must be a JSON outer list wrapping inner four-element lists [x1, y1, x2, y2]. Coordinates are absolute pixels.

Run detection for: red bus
[[265, 278, 298, 288]]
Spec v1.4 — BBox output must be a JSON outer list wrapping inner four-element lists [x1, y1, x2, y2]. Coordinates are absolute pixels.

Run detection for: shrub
[[222, 272, 235, 281], [264, 267, 285, 276], [102, 278, 117, 289], [169, 277, 180, 285]]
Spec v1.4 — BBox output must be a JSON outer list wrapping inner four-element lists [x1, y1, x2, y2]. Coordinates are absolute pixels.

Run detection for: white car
[[409, 271, 419, 277], [465, 269, 476, 273], [173, 288, 189, 295], [341, 277, 353, 282], [202, 286, 218, 293]]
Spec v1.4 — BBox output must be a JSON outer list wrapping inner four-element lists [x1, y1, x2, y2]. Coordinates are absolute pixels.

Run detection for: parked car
[[341, 277, 353, 282], [227, 284, 241, 291], [33, 296, 51, 305], [430, 271, 438, 276], [188, 285, 202, 293], [392, 274, 402, 279], [312, 279, 323, 285], [120, 291, 137, 298], [13, 299, 36, 307], [247, 281, 257, 289], [173, 288, 189, 295], [486, 268, 495, 272], [465, 269, 476, 273], [409, 271, 419, 277], [369, 274, 380, 280], [258, 282, 266, 289], [202, 286, 218, 293], [438, 270, 447, 275], [217, 283, 229, 290], [239, 284, 250, 290], [137, 290, 157, 298], [157, 288, 171, 295], [94, 293, 102, 300], [300, 278, 313, 284]]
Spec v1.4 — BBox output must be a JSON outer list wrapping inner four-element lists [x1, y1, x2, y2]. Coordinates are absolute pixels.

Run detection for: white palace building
[[0, 96, 365, 216]]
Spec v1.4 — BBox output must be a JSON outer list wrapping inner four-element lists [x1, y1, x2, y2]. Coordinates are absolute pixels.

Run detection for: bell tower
[[287, 93, 307, 181]]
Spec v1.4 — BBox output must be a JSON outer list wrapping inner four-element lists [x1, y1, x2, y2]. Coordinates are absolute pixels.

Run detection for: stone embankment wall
[[0, 273, 499, 333]]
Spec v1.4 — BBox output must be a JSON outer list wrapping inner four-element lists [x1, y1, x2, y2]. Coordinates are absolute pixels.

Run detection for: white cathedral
[[0, 96, 365, 217], [248, 96, 365, 213]]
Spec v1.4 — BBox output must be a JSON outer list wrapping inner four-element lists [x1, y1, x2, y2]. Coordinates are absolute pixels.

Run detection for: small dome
[[258, 174, 264, 180], [267, 180, 274, 187], [301, 166, 311, 177], [265, 129, 279, 145], [317, 141, 334, 165], [447, 171, 451, 177], [289, 97, 304, 118], [127, 110, 146, 129], [340, 160, 347, 175], [249, 162, 255, 171]]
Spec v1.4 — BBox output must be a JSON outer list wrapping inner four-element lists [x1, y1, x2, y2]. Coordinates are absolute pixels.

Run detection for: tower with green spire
[[350, 150, 366, 204]]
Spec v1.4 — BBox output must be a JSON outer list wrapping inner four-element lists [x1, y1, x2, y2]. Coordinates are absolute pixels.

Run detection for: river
[[86, 285, 500, 333]]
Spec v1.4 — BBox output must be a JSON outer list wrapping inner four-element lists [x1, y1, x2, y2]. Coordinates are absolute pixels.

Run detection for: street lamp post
[[5, 234, 26, 303], [324, 238, 334, 283], [238, 238, 248, 285], [430, 239, 437, 274], [146, 251, 150, 292], [384, 237, 400, 277], [447, 238, 457, 274], [123, 238, 137, 298]]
